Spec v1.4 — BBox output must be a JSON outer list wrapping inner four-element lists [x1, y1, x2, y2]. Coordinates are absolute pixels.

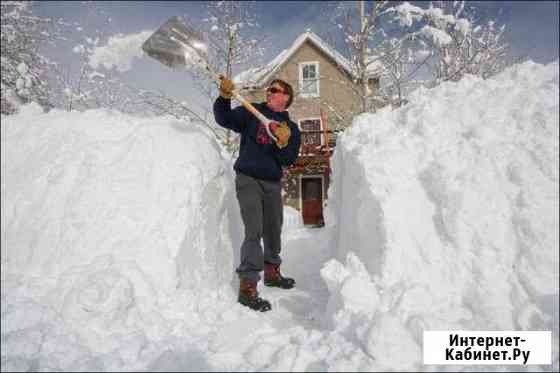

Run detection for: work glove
[[270, 121, 291, 149], [219, 76, 234, 99]]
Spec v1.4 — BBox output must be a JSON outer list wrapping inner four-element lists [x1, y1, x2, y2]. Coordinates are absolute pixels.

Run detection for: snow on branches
[[1, 1, 63, 114], [327, 0, 511, 113], [202, 0, 266, 78], [388, 1, 510, 85]]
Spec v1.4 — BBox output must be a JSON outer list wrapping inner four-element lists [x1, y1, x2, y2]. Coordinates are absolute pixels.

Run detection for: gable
[[262, 40, 355, 88], [234, 31, 362, 89]]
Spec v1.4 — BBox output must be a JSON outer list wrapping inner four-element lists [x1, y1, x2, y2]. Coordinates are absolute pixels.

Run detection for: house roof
[[233, 30, 382, 89]]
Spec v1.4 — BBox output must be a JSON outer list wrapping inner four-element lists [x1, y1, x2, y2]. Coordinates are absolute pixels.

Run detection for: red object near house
[[301, 177, 324, 226], [282, 109, 334, 227]]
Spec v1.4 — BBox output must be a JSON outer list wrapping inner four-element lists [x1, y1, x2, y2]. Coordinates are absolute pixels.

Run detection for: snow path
[[0, 103, 371, 371]]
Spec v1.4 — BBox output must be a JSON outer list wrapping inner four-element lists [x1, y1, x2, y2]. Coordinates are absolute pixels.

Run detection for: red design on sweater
[[256, 123, 270, 145]]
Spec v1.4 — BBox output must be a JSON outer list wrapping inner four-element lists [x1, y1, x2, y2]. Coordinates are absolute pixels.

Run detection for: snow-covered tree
[[390, 1, 511, 86], [322, 1, 511, 114], [1, 1, 64, 114], [319, 1, 427, 113], [329, 1, 394, 113]]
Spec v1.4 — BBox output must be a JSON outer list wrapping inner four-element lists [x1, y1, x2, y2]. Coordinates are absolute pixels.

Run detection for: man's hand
[[272, 121, 291, 148], [219, 76, 234, 99]]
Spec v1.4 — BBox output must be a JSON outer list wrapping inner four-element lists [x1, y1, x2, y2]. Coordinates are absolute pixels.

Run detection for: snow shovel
[[142, 16, 278, 142]]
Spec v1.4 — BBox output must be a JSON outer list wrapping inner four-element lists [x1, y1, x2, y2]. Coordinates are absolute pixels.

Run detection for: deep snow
[[324, 60, 559, 371], [2, 61, 558, 371]]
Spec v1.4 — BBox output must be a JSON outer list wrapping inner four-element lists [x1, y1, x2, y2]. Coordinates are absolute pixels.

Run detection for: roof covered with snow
[[233, 30, 382, 88]]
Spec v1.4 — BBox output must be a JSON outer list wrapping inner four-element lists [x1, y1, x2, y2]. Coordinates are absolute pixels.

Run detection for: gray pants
[[235, 171, 283, 282]]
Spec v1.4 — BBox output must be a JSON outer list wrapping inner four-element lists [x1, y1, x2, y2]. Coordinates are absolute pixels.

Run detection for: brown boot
[[264, 262, 295, 289], [238, 278, 271, 312]]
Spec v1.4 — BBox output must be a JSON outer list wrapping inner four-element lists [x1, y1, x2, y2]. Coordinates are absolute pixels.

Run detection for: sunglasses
[[267, 86, 285, 95]]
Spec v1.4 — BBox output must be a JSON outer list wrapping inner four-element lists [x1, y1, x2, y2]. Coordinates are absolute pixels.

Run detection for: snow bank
[[1, 105, 241, 370], [283, 205, 304, 231], [1, 104, 236, 294], [324, 61, 559, 370]]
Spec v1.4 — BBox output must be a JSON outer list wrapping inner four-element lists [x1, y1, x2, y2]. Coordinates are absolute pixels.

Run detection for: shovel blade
[[142, 16, 207, 69]]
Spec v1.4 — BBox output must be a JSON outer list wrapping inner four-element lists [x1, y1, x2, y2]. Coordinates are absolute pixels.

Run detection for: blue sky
[[34, 1, 559, 106]]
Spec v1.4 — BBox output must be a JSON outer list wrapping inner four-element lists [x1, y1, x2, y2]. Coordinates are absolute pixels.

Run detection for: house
[[234, 30, 382, 226]]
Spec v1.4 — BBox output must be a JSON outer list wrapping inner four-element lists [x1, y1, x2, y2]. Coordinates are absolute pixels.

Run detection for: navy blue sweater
[[213, 96, 301, 181]]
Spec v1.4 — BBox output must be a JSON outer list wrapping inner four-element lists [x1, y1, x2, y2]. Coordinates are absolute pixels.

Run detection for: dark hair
[[269, 79, 294, 109]]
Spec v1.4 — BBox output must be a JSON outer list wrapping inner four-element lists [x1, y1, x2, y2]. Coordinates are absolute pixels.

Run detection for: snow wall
[[323, 61, 559, 370], [1, 105, 242, 315]]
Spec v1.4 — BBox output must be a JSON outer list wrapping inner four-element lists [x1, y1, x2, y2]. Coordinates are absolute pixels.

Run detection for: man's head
[[265, 79, 293, 112]]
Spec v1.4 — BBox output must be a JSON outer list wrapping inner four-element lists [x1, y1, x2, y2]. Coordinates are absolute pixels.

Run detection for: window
[[299, 62, 320, 97], [299, 118, 322, 154], [368, 77, 380, 90]]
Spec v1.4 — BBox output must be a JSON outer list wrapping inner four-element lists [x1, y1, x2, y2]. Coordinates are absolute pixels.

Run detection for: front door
[[301, 177, 324, 226]]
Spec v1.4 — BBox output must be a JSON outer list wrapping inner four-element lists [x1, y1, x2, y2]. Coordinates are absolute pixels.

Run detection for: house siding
[[238, 36, 377, 224], [244, 40, 362, 133]]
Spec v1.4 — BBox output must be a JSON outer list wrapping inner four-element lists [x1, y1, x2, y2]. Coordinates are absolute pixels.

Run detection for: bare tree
[[114, 2, 267, 153], [199, 1, 267, 151], [46, 3, 140, 113], [203, 1, 266, 77], [50, 41, 127, 112], [377, 36, 431, 108]]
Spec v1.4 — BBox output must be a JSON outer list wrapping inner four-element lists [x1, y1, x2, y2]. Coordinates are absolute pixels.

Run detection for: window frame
[[298, 61, 320, 98], [298, 117, 323, 154]]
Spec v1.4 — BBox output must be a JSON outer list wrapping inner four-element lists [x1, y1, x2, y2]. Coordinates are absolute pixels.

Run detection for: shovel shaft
[[235, 94, 277, 142], [231, 92, 269, 125], [224, 85, 277, 142], [156, 22, 278, 142], [200, 58, 278, 142]]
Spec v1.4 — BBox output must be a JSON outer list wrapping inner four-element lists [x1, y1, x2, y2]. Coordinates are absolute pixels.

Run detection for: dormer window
[[299, 62, 320, 98]]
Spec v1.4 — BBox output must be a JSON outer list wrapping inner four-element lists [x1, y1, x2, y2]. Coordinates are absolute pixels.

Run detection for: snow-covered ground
[[2, 61, 558, 371]]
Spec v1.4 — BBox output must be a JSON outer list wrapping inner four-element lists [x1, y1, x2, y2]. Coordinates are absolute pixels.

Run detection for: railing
[[300, 129, 334, 155]]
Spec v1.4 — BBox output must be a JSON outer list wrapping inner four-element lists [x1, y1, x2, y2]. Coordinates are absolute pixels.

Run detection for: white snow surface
[[325, 60, 559, 370], [2, 61, 559, 371], [420, 25, 453, 46]]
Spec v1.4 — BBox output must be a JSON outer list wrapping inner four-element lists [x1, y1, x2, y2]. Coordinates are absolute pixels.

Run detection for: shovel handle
[[169, 32, 278, 142], [209, 71, 278, 142], [203, 67, 279, 142], [214, 82, 279, 142], [230, 91, 277, 142]]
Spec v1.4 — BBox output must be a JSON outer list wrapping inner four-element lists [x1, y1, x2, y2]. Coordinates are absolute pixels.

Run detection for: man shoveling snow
[[214, 77, 301, 312], [141, 16, 302, 312]]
